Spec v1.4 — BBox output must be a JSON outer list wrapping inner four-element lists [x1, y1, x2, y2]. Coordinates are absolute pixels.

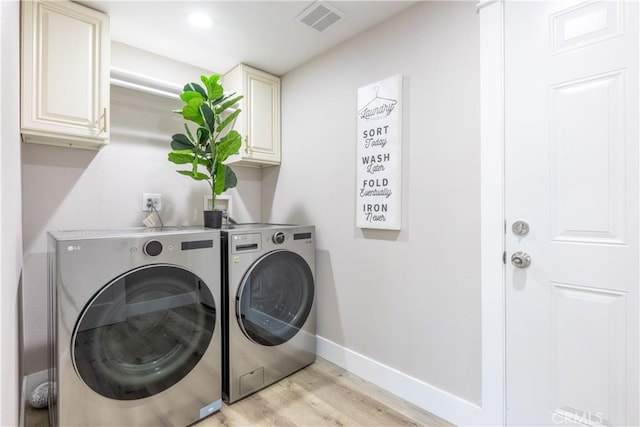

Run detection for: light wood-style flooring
[[196, 357, 452, 427], [24, 357, 453, 426]]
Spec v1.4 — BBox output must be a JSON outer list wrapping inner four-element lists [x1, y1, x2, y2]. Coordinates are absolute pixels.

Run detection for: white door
[[505, 1, 639, 426]]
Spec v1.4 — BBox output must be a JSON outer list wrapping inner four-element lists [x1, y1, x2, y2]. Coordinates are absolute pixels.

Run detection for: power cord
[[223, 211, 238, 224], [150, 203, 164, 228], [145, 198, 164, 229]]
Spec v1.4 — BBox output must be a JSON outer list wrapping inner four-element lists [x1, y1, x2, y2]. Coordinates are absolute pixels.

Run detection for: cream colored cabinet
[[21, 0, 110, 149], [223, 64, 281, 166]]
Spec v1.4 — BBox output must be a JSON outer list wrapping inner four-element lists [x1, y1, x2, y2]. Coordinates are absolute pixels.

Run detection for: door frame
[[478, 0, 506, 425], [479, 1, 640, 425]]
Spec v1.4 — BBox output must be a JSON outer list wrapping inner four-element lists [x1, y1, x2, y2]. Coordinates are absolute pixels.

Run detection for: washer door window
[[72, 265, 216, 400], [237, 250, 314, 346]]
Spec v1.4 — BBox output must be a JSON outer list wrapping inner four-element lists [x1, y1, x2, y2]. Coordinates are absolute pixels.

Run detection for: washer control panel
[[143, 239, 163, 256], [272, 231, 286, 244]]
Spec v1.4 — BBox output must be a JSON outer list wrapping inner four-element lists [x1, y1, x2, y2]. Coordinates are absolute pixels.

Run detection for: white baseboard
[[316, 335, 483, 426]]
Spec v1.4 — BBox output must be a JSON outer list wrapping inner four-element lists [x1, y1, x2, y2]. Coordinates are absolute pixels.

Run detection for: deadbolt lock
[[512, 220, 530, 236]]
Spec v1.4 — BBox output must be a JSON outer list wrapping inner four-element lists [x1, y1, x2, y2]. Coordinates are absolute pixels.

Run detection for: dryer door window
[[72, 264, 216, 400], [237, 250, 314, 346]]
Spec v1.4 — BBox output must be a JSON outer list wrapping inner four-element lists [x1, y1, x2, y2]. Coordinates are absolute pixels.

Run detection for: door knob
[[511, 251, 531, 268]]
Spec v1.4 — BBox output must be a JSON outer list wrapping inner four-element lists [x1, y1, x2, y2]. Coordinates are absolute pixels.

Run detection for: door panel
[[550, 71, 626, 245], [550, 283, 627, 422], [505, 1, 638, 425]]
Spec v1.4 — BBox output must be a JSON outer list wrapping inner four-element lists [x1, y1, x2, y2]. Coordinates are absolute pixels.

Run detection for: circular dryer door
[[237, 250, 314, 346], [72, 264, 216, 400]]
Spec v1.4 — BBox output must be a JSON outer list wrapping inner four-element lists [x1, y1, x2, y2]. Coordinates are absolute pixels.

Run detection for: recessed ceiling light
[[189, 12, 213, 29]]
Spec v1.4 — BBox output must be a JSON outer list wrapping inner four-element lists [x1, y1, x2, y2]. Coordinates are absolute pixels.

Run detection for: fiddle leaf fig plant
[[168, 74, 243, 209]]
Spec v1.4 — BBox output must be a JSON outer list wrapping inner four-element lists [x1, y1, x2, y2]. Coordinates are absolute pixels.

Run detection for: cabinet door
[[21, 0, 110, 149], [244, 69, 280, 164], [224, 64, 281, 166]]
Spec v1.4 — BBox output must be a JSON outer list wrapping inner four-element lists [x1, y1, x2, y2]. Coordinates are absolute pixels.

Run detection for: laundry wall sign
[[356, 75, 402, 230]]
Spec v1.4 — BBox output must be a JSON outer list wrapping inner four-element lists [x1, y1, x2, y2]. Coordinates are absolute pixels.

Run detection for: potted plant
[[168, 74, 243, 228]]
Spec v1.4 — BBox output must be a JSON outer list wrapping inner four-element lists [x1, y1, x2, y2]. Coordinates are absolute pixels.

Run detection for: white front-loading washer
[[48, 227, 222, 426], [221, 224, 316, 403]]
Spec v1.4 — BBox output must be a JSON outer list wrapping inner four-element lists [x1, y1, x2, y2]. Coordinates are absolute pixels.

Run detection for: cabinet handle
[[101, 107, 108, 134], [244, 136, 251, 154]]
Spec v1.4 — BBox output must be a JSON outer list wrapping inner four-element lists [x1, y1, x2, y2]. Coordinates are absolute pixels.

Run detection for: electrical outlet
[[142, 193, 162, 211]]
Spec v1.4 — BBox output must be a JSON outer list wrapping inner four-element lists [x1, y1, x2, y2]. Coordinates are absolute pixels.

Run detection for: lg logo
[[67, 245, 81, 252]]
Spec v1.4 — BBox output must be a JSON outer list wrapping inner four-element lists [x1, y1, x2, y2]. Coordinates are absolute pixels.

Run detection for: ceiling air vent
[[297, 2, 344, 32]]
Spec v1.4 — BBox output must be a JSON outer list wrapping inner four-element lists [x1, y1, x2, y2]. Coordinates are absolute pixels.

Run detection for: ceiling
[[79, 1, 417, 76]]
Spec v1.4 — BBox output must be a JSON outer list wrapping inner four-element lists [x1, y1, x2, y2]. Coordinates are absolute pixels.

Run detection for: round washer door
[[72, 264, 216, 400], [237, 250, 314, 346]]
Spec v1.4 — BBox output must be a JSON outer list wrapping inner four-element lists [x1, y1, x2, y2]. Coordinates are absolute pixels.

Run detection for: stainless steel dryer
[[221, 224, 316, 403], [48, 227, 222, 426]]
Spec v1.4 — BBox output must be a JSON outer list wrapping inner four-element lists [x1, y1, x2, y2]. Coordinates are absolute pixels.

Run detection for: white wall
[[265, 0, 481, 413], [0, 1, 23, 425], [111, 41, 223, 87], [20, 45, 262, 374]]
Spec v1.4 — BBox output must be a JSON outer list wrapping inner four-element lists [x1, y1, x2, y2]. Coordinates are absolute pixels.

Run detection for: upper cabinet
[[223, 64, 281, 166], [21, 0, 110, 149]]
